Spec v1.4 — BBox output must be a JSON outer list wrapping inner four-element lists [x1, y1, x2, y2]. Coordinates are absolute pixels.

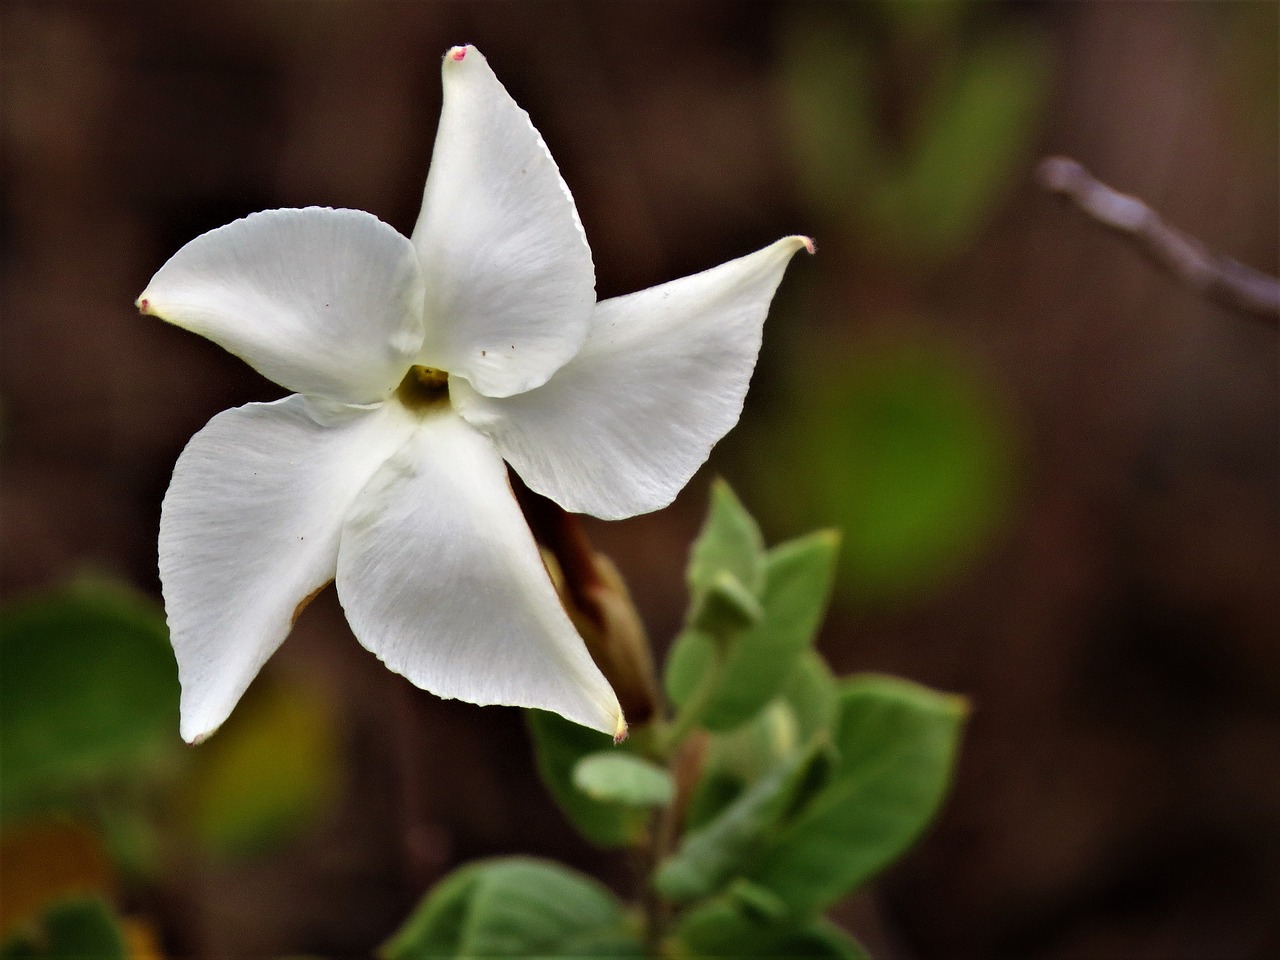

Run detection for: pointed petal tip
[[182, 720, 218, 746], [789, 235, 816, 255], [136, 294, 153, 315], [613, 713, 629, 744], [444, 44, 475, 65]]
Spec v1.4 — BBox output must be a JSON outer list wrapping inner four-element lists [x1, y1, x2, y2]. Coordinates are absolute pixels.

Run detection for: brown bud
[[513, 472, 663, 725]]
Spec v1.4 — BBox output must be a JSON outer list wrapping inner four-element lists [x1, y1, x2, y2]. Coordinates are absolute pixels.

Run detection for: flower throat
[[396, 365, 450, 412]]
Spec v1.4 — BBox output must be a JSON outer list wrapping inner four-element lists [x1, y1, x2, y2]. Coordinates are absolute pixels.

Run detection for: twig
[[1036, 156, 1280, 325]]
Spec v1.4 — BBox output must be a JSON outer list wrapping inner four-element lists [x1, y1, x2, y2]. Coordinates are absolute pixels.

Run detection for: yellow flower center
[[395, 365, 450, 412]]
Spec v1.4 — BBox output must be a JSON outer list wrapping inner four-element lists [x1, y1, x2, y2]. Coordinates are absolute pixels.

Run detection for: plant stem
[[1038, 155, 1280, 323], [639, 732, 707, 957]]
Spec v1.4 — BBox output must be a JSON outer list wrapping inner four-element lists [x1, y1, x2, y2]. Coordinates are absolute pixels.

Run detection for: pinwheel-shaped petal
[[139, 45, 809, 744]]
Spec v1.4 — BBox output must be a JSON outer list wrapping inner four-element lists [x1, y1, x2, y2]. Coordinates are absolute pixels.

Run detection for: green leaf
[[748, 675, 967, 912], [526, 710, 645, 848], [690, 570, 764, 634], [656, 739, 831, 903], [677, 898, 869, 959], [701, 701, 802, 788], [380, 866, 479, 960], [572, 752, 674, 809], [780, 653, 839, 742], [382, 858, 643, 960], [698, 532, 840, 732], [687, 479, 766, 602], [663, 628, 717, 711], [0, 582, 178, 807], [179, 677, 340, 860], [683, 685, 828, 831], [1, 896, 127, 960]]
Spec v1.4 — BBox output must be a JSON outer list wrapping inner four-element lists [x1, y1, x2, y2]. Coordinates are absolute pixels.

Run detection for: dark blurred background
[[1, 1, 1277, 958]]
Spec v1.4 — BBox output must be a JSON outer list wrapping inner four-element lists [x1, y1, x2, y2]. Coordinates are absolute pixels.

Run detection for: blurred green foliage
[[780, 3, 1050, 269], [748, 675, 968, 913], [677, 898, 869, 960], [0, 897, 127, 960], [0, 582, 179, 813], [758, 0, 1041, 610], [177, 675, 341, 860], [1, 578, 345, 951], [758, 338, 1018, 605]]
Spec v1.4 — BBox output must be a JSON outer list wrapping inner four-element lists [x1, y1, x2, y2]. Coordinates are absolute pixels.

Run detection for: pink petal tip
[[448, 46, 467, 62]]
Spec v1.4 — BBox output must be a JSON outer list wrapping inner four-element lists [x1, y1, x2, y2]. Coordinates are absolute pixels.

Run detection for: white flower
[[138, 44, 810, 745]]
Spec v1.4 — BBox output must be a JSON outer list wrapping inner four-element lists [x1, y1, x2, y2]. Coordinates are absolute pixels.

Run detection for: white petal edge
[[139, 208, 426, 405], [161, 396, 418, 743], [335, 411, 624, 737], [453, 236, 813, 520], [411, 45, 595, 399]]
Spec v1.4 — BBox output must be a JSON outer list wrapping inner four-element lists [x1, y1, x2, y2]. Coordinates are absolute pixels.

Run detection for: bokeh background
[[2, 1, 1277, 957]]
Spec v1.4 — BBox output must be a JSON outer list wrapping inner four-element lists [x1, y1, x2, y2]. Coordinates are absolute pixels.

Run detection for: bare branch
[[1037, 156, 1280, 325]]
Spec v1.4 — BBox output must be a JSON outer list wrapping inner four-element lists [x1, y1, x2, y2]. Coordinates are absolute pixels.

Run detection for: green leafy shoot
[[665, 525, 840, 738]]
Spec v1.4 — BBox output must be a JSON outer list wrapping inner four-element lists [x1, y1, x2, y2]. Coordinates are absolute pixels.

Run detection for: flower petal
[[161, 396, 417, 743], [139, 208, 426, 404], [411, 45, 594, 399], [335, 411, 624, 736], [454, 237, 812, 519]]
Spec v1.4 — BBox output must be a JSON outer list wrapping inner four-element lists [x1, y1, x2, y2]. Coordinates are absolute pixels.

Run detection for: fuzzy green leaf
[[656, 739, 832, 903], [663, 628, 716, 711], [749, 675, 967, 912], [687, 479, 766, 602], [526, 710, 645, 848], [698, 532, 840, 731], [382, 858, 643, 960], [780, 652, 840, 742], [690, 570, 764, 634], [0, 582, 178, 808], [1, 897, 127, 960], [677, 898, 869, 960], [572, 753, 674, 809]]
